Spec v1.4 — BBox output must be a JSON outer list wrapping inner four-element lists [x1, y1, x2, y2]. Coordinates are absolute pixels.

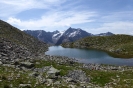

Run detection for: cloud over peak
[[0, 0, 133, 34], [7, 10, 96, 31]]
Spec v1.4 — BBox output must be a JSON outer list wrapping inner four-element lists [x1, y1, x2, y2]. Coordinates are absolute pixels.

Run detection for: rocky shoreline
[[1, 51, 133, 88]]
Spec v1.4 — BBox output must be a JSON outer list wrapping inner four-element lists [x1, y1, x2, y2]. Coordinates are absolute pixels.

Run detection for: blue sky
[[0, 0, 133, 34]]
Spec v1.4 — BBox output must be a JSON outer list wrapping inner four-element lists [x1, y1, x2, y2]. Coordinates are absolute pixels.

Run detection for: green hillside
[[62, 35, 133, 58]]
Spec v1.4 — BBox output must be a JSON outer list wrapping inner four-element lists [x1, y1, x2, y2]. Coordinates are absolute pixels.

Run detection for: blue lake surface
[[45, 46, 133, 66]]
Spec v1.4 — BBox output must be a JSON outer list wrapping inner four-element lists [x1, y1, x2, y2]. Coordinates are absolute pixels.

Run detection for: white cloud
[[2, 0, 96, 31], [7, 11, 96, 31], [0, 0, 66, 17], [99, 11, 133, 22], [2, 0, 133, 35], [89, 21, 133, 35], [86, 10, 133, 35], [7, 17, 21, 24]]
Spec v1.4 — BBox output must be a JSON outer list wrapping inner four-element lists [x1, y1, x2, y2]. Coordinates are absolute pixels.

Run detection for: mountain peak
[[68, 27, 72, 29], [67, 27, 76, 30], [53, 30, 59, 34]]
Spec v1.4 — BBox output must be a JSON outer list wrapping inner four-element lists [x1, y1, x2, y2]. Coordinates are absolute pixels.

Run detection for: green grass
[[82, 67, 133, 87], [0, 66, 38, 88]]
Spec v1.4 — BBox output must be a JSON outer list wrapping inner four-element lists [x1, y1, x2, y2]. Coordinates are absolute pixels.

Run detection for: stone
[[19, 84, 31, 88], [66, 78, 77, 83], [1, 53, 7, 56], [47, 67, 60, 74], [36, 75, 46, 84], [47, 66, 60, 79], [9, 84, 13, 87], [0, 61, 3, 65], [35, 62, 40, 65], [20, 62, 34, 69], [46, 79, 53, 85], [54, 81, 61, 85], [29, 72, 39, 77], [68, 84, 76, 88], [87, 85, 93, 88], [67, 70, 90, 83]]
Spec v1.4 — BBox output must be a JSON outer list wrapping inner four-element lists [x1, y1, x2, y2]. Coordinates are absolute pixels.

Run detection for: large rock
[[29, 72, 39, 77], [20, 62, 34, 69], [67, 70, 90, 83], [19, 84, 31, 88], [47, 66, 60, 79], [36, 75, 46, 84], [0, 61, 3, 65]]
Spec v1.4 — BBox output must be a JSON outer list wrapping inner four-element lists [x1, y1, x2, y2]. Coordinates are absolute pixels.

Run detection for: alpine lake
[[45, 46, 133, 66]]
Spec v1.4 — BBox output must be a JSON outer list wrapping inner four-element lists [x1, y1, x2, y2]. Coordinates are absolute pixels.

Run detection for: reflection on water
[[45, 46, 133, 66]]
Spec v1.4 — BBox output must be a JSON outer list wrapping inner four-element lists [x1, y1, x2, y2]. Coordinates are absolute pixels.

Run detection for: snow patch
[[69, 31, 77, 37], [37, 30, 42, 38], [53, 33, 60, 37], [68, 30, 82, 37], [52, 31, 64, 39]]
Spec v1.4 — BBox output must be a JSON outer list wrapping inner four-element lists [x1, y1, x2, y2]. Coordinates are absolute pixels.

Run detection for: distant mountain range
[[24, 27, 114, 45]]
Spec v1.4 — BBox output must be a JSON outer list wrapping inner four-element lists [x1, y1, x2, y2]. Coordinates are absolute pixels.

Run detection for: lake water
[[45, 46, 133, 66]]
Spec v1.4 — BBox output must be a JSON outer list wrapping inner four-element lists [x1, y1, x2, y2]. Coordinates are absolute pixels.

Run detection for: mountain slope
[[0, 20, 48, 54], [24, 30, 54, 44], [62, 35, 133, 58], [24, 30, 64, 45]]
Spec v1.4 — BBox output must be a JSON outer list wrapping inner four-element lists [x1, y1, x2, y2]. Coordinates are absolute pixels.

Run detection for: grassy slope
[[0, 20, 48, 53], [62, 35, 133, 58]]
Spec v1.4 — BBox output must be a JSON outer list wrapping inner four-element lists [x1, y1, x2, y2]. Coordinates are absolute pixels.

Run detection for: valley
[[0, 20, 133, 88], [0, 0, 133, 87]]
